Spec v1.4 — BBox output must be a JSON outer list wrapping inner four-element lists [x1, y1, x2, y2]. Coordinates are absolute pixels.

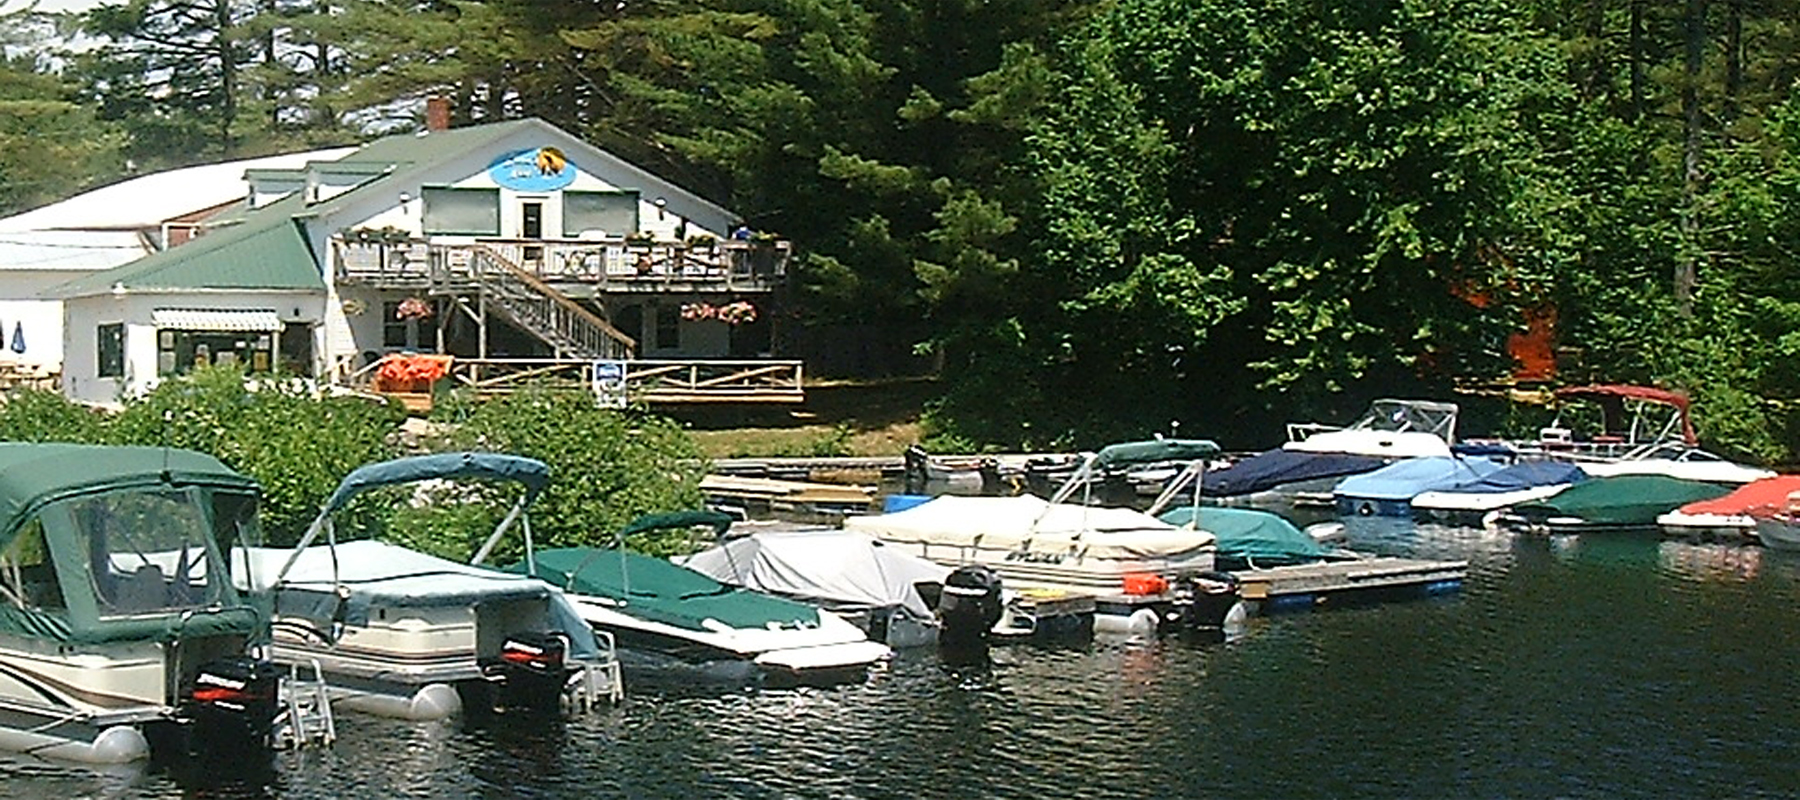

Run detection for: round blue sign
[[487, 147, 577, 191]]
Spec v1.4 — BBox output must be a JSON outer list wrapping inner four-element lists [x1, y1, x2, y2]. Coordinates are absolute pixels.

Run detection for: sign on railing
[[593, 360, 627, 408]]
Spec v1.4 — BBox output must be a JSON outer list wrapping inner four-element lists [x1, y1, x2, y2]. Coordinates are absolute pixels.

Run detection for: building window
[[563, 190, 639, 238], [381, 302, 432, 351], [422, 186, 500, 235], [156, 329, 275, 375], [97, 323, 124, 378], [654, 305, 679, 351]]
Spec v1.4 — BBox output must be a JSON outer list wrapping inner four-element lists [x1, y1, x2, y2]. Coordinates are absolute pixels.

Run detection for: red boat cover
[[1676, 475, 1800, 518]]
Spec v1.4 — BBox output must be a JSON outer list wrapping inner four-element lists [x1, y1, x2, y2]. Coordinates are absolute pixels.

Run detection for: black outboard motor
[[1165, 571, 1243, 633], [903, 445, 931, 495], [173, 656, 280, 760], [937, 565, 1004, 649], [484, 631, 569, 713]]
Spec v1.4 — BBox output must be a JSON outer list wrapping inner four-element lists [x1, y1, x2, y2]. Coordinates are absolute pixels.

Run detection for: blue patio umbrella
[[11, 321, 23, 354]]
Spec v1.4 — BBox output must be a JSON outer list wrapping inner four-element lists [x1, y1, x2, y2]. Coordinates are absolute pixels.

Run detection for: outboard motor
[[937, 565, 1004, 649], [484, 631, 569, 713], [174, 656, 280, 760], [1165, 571, 1243, 634]]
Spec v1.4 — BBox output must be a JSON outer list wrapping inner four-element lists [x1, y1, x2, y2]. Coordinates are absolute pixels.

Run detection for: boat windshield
[[63, 487, 228, 617]]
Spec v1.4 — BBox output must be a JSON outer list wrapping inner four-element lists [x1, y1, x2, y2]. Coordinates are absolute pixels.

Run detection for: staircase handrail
[[469, 244, 637, 357]]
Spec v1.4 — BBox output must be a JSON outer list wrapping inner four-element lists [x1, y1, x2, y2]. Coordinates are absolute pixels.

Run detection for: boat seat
[[114, 564, 167, 612]]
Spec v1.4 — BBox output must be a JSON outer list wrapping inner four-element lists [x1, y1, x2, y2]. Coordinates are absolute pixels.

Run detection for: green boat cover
[[1094, 439, 1221, 469], [1509, 474, 1732, 526], [0, 444, 262, 644], [1158, 506, 1333, 568], [510, 547, 822, 633]]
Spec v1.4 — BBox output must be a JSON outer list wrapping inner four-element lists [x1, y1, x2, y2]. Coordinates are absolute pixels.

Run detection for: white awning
[[151, 308, 283, 332]]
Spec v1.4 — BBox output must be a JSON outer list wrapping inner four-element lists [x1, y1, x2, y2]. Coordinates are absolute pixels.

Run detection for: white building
[[41, 117, 789, 406]]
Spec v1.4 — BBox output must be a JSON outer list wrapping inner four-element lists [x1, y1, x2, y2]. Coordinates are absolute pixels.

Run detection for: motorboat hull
[[0, 633, 275, 765], [567, 599, 890, 689]]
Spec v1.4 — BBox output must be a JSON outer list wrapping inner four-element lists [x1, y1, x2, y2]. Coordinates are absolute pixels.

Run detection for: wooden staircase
[[467, 245, 636, 360]]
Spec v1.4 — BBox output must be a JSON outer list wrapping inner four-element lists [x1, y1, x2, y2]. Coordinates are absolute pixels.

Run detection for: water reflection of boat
[[241, 452, 620, 721], [503, 511, 892, 688], [0, 444, 282, 764]]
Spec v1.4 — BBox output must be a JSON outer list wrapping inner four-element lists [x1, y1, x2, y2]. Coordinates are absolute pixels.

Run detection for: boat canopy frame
[[279, 451, 551, 589], [1286, 398, 1460, 445], [1548, 384, 1697, 447]]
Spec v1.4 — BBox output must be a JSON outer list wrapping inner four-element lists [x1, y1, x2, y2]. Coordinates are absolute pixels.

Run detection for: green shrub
[[426, 385, 707, 560], [111, 366, 405, 544], [0, 389, 111, 443]]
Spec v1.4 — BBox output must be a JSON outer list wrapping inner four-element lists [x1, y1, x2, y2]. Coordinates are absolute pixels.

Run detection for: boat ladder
[[275, 660, 336, 749], [566, 631, 625, 711]]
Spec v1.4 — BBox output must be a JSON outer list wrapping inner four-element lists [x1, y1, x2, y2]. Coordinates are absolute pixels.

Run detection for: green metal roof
[[44, 193, 323, 298]]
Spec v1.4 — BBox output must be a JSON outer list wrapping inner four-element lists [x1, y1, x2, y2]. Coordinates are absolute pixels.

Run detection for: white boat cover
[[679, 529, 950, 619], [841, 495, 1214, 558], [236, 541, 602, 658]]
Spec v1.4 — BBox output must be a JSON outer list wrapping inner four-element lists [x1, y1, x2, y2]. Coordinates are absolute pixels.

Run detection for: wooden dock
[[1232, 556, 1468, 613], [700, 474, 879, 518]]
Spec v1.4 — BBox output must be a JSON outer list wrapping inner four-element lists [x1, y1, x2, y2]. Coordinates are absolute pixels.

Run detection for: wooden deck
[[1232, 556, 1468, 612], [700, 474, 879, 518]]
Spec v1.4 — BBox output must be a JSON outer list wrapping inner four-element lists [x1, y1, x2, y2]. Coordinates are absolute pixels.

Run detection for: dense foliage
[[0, 370, 709, 555], [6, 0, 1800, 458]]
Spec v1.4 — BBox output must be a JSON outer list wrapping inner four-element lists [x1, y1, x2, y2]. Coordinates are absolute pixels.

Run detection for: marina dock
[[1231, 556, 1468, 613]]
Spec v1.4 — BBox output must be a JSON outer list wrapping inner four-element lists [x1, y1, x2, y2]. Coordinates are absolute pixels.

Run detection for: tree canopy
[[6, 0, 1800, 459]]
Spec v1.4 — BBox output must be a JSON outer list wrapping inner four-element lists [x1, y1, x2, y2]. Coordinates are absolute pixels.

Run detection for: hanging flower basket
[[395, 297, 433, 320], [680, 300, 757, 325]]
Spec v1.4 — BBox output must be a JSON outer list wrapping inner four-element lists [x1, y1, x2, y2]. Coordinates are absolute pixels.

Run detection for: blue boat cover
[[1334, 457, 1506, 501], [1451, 441, 1517, 459], [1202, 449, 1386, 497], [1449, 460, 1587, 494], [1158, 506, 1333, 568]]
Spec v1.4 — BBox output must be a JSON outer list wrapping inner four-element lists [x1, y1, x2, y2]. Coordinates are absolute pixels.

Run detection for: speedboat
[[1411, 460, 1589, 526], [844, 439, 1246, 636], [1574, 441, 1773, 484], [1658, 475, 1800, 540], [1283, 398, 1459, 459], [1749, 488, 1800, 551], [1331, 456, 1506, 517], [0, 444, 286, 764], [679, 522, 950, 648], [237, 452, 621, 721], [1495, 474, 1734, 534], [1510, 385, 1771, 484], [499, 511, 892, 688]]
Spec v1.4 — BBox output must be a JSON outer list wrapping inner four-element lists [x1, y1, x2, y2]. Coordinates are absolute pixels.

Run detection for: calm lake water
[[6, 516, 1800, 799]]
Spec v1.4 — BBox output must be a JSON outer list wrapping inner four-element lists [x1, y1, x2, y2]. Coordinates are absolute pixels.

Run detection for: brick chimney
[[425, 96, 451, 132]]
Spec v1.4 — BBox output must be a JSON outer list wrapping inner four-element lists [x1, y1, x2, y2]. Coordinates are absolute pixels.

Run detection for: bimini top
[[0, 444, 262, 645], [0, 444, 256, 534], [321, 452, 549, 515], [1553, 384, 1697, 446], [1093, 439, 1220, 469]]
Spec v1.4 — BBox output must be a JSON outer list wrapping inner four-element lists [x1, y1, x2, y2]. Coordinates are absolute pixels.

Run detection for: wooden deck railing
[[358, 357, 806, 404], [337, 237, 790, 292]]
